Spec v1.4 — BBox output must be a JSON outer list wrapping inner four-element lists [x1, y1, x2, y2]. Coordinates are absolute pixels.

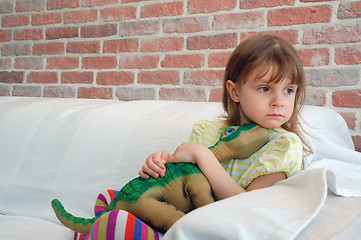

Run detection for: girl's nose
[[271, 93, 284, 107]]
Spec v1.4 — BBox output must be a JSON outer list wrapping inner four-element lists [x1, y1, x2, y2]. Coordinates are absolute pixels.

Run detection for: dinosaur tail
[[51, 199, 98, 234]]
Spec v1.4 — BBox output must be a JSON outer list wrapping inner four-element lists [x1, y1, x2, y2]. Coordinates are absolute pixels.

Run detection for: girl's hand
[[138, 150, 169, 179], [168, 143, 211, 165]]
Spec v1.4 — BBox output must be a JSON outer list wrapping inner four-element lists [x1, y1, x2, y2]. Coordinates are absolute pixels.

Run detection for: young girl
[[81, 35, 312, 240], [140, 35, 311, 200]]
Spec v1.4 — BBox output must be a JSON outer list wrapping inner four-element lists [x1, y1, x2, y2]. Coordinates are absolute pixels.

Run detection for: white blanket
[[312, 159, 361, 197], [163, 159, 361, 240], [163, 105, 361, 240]]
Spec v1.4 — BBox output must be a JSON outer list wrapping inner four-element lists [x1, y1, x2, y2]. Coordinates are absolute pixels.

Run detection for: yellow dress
[[189, 120, 303, 189]]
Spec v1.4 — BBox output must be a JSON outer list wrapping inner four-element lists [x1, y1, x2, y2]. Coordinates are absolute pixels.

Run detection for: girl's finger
[[138, 170, 150, 179], [141, 164, 160, 178]]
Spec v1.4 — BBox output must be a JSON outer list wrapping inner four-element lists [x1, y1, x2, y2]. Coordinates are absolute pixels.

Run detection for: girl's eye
[[258, 86, 269, 92], [225, 128, 235, 135], [284, 88, 295, 94]]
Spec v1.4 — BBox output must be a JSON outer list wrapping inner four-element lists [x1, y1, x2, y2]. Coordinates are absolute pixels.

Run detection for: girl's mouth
[[267, 114, 283, 118]]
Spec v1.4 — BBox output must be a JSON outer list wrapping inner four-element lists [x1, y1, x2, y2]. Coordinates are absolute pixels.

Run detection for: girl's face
[[227, 66, 297, 129]]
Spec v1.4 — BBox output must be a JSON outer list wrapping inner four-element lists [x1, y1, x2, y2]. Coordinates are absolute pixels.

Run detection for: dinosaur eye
[[225, 128, 235, 135]]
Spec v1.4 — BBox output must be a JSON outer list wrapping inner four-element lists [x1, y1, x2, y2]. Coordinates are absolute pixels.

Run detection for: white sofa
[[0, 97, 360, 240]]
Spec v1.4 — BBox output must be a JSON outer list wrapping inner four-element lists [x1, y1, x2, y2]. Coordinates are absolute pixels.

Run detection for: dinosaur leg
[[126, 198, 186, 233], [184, 174, 215, 208]]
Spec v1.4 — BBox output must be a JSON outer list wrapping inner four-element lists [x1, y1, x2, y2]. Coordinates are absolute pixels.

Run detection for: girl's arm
[[168, 143, 286, 200]]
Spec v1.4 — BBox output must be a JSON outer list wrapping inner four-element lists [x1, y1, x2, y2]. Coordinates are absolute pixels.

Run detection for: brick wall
[[0, 0, 360, 151]]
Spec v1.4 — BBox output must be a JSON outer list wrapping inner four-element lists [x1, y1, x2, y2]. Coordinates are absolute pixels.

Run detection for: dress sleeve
[[246, 131, 303, 183], [188, 119, 225, 147]]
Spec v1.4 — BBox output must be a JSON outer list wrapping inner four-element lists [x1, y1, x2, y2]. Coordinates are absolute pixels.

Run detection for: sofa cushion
[[0, 97, 355, 226]]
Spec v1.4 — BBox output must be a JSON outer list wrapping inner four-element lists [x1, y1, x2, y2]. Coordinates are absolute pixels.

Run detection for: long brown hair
[[222, 35, 312, 158]]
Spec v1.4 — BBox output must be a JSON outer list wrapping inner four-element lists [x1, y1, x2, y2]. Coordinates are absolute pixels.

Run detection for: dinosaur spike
[[51, 199, 98, 234]]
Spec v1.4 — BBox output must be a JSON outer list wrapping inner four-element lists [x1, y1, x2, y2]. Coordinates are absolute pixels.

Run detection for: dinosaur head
[[209, 123, 269, 162]]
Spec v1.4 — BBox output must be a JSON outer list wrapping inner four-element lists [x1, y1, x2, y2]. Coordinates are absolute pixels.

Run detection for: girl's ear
[[226, 80, 240, 103]]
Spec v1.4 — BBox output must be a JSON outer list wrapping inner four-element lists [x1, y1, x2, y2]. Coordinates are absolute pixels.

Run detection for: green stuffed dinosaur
[[52, 123, 268, 234]]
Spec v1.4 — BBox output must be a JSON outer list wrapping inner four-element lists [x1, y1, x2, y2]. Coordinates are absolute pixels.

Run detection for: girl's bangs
[[255, 56, 300, 85]]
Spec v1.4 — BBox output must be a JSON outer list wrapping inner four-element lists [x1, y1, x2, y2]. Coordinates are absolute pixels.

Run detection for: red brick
[[78, 87, 113, 99], [305, 88, 326, 106], [13, 86, 41, 97], [335, 45, 361, 65], [44, 86, 76, 98], [209, 88, 222, 102], [119, 20, 160, 36], [163, 17, 209, 33], [103, 39, 138, 53], [82, 56, 117, 69], [81, 0, 117, 7], [138, 71, 179, 85], [141, 1, 183, 18], [47, 0, 79, 10], [208, 52, 232, 68], [352, 135, 361, 152], [241, 30, 299, 45], [303, 23, 361, 44], [14, 28, 43, 40], [306, 68, 359, 87], [188, 0, 236, 14], [67, 41, 100, 54], [15, 57, 44, 69], [118, 55, 160, 69], [46, 27, 78, 40], [141, 37, 184, 52], [33, 42, 64, 55], [122, 0, 152, 2], [32, 12, 62, 25], [187, 33, 237, 50], [46, 57, 79, 69], [2, 14, 30, 27], [16, 0, 45, 12], [0, 1, 13, 14], [100, 6, 137, 21], [0, 30, 12, 42], [27, 72, 58, 83], [159, 88, 207, 101], [0, 58, 11, 69], [184, 70, 224, 86], [240, 0, 295, 9], [61, 71, 93, 84], [300, 0, 336, 2], [1, 43, 31, 56], [0, 71, 24, 83], [339, 112, 356, 130], [161, 54, 205, 68], [116, 87, 156, 101], [338, 1, 361, 19], [0, 85, 10, 96], [64, 9, 97, 24], [81, 24, 117, 38], [96, 71, 134, 85], [268, 6, 332, 26], [332, 90, 361, 108], [213, 12, 264, 30], [297, 48, 330, 67]]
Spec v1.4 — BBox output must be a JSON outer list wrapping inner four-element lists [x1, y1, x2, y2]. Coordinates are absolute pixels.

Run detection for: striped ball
[[90, 209, 161, 240]]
